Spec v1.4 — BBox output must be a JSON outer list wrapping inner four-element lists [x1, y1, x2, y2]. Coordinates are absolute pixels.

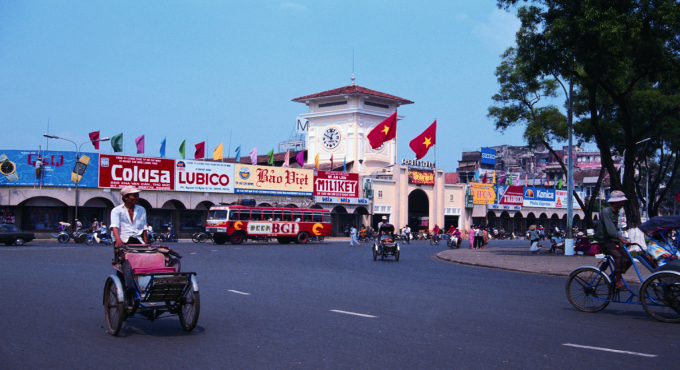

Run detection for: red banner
[[499, 185, 524, 206], [314, 171, 359, 198], [408, 170, 435, 185], [98, 154, 175, 190]]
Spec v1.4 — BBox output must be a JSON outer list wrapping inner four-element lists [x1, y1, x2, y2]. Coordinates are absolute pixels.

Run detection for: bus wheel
[[213, 234, 227, 245], [231, 232, 245, 245], [295, 232, 309, 244], [277, 237, 292, 244]]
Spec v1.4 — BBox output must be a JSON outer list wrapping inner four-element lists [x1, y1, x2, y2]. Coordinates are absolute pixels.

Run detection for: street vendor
[[110, 186, 148, 247], [595, 190, 633, 291]]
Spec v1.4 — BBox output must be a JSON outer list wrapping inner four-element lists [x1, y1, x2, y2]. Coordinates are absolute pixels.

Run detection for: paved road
[[1, 240, 678, 369]]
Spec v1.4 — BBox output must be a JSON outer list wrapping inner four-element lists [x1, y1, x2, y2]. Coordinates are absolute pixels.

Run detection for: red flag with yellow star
[[367, 111, 397, 149], [409, 120, 436, 160]]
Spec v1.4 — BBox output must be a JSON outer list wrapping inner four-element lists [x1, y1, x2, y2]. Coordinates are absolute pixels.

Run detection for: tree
[[497, 0, 680, 227]]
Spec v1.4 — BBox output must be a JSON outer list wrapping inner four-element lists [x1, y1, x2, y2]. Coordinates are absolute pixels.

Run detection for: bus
[[205, 205, 332, 245]]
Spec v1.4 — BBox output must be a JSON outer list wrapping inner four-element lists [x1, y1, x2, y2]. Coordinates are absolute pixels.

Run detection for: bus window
[[293, 211, 302, 222], [323, 213, 331, 223], [283, 211, 292, 221], [313, 212, 323, 222], [208, 210, 227, 220], [228, 210, 239, 221], [273, 210, 282, 221], [239, 210, 251, 221], [251, 210, 262, 221], [262, 210, 273, 221], [303, 212, 313, 222]]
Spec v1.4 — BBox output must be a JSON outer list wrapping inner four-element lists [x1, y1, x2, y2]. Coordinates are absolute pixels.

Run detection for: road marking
[[228, 290, 251, 295], [563, 344, 657, 357], [190, 252, 197, 254], [330, 310, 378, 318]]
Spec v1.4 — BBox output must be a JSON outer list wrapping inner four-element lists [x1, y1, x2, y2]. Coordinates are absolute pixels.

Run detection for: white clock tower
[[292, 77, 413, 176]]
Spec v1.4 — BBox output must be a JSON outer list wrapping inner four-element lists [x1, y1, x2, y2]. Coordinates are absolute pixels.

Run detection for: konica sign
[[522, 187, 556, 208], [480, 147, 497, 165]]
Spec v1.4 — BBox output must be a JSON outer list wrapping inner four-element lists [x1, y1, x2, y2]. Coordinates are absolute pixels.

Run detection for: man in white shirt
[[111, 186, 148, 247]]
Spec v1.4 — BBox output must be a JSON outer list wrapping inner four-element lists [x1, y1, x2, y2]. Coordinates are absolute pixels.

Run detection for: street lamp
[[43, 134, 110, 223]]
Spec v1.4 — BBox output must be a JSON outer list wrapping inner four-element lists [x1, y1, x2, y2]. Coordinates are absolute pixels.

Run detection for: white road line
[[330, 310, 378, 318], [228, 290, 251, 295], [563, 343, 657, 357], [190, 252, 197, 254]]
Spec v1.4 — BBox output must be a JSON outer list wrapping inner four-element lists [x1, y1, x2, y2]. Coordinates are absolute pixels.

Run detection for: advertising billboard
[[98, 154, 175, 190], [314, 196, 369, 205], [0, 150, 99, 188], [175, 160, 235, 193], [555, 190, 583, 210], [480, 147, 497, 166], [470, 182, 496, 205], [234, 164, 313, 196], [489, 185, 523, 210], [523, 187, 556, 208], [314, 171, 359, 198], [408, 170, 435, 185]]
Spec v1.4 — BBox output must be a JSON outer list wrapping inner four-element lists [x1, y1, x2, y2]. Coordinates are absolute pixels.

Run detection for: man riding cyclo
[[111, 186, 148, 248], [594, 190, 634, 291]]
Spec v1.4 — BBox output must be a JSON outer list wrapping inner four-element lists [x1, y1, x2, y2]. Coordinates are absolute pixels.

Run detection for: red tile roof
[[292, 85, 413, 104]]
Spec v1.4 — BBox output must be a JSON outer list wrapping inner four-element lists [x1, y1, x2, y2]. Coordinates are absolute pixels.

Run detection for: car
[[0, 224, 35, 246]]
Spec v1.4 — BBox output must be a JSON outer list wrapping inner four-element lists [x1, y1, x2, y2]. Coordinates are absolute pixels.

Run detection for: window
[[208, 210, 227, 220], [180, 211, 203, 231], [283, 211, 292, 221], [303, 212, 313, 222], [313, 212, 323, 222], [228, 210, 239, 221], [319, 101, 347, 108], [273, 210, 282, 221], [449, 194, 454, 202], [239, 210, 251, 221], [378, 190, 383, 198], [293, 211, 302, 222], [262, 210, 273, 221], [323, 213, 331, 223], [365, 101, 389, 109], [251, 210, 262, 221]]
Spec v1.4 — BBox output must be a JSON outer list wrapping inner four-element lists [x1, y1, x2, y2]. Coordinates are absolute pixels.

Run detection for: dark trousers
[[601, 242, 632, 274], [474, 236, 483, 249]]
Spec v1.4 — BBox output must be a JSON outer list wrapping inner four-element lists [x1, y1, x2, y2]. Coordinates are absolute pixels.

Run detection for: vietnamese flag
[[195, 141, 205, 159], [367, 111, 397, 149], [409, 120, 436, 160], [89, 131, 100, 150]]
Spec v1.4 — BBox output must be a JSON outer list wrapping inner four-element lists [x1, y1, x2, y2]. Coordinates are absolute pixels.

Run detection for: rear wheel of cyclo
[[104, 278, 124, 336], [395, 249, 400, 262], [57, 234, 69, 243], [179, 289, 200, 332], [566, 267, 613, 313], [373, 247, 377, 261], [640, 272, 680, 323]]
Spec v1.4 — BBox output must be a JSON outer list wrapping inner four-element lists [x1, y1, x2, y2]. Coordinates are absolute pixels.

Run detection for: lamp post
[[43, 134, 110, 223]]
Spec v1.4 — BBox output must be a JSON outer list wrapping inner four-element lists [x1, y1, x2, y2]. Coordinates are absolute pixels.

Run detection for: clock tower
[[292, 78, 413, 175]]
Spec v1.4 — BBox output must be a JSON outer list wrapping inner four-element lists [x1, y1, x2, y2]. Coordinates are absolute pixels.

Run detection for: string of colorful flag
[[86, 112, 437, 170]]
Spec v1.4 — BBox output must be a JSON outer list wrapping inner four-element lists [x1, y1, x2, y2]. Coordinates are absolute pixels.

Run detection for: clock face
[[322, 128, 341, 149], [1, 160, 14, 175]]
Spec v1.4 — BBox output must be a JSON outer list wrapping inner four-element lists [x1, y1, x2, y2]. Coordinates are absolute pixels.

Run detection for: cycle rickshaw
[[372, 224, 400, 261], [103, 244, 200, 335], [566, 215, 680, 323]]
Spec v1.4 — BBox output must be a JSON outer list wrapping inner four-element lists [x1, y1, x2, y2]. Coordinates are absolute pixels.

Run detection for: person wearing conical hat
[[595, 190, 633, 291]]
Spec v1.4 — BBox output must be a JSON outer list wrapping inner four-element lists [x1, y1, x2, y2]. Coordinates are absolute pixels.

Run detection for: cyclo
[[103, 244, 200, 335], [566, 215, 680, 323], [372, 224, 400, 262]]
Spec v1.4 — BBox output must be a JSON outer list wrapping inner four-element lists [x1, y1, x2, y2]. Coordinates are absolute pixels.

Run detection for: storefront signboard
[[489, 185, 523, 210], [408, 170, 435, 185], [314, 196, 369, 205], [523, 187, 556, 208], [234, 164, 313, 196], [555, 190, 583, 210], [99, 154, 175, 190], [470, 182, 496, 205], [0, 150, 99, 188], [481, 147, 497, 165], [175, 160, 234, 193], [314, 171, 359, 198]]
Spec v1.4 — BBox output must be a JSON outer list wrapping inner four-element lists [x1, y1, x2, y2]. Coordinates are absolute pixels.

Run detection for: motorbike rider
[[432, 224, 441, 242]]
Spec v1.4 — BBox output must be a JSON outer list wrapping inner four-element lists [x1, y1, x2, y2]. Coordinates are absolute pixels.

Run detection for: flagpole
[[227, 129, 232, 163]]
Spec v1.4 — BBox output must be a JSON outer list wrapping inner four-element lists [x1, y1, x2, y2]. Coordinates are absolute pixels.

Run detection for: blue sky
[[0, 1, 542, 172]]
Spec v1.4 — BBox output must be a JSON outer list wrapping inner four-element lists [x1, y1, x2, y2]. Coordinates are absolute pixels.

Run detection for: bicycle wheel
[[104, 278, 124, 336], [199, 234, 207, 243], [179, 289, 200, 332], [640, 272, 680, 323], [57, 234, 69, 243], [192, 234, 200, 243], [566, 267, 613, 312]]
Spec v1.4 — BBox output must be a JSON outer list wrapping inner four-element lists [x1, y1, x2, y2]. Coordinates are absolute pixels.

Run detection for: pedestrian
[[404, 225, 411, 244], [349, 224, 360, 247], [468, 226, 475, 249], [482, 227, 489, 249], [539, 225, 545, 240], [594, 190, 633, 291], [474, 226, 484, 249], [529, 225, 541, 253], [111, 186, 148, 247]]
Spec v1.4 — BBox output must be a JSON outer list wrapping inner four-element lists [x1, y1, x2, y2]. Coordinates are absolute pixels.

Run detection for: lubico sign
[[99, 154, 174, 190], [175, 160, 234, 193]]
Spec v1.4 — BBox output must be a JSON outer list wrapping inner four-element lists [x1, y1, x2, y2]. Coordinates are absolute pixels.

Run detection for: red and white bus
[[205, 205, 332, 245]]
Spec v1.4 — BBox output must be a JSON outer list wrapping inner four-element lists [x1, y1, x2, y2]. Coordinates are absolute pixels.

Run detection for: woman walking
[[468, 226, 475, 249]]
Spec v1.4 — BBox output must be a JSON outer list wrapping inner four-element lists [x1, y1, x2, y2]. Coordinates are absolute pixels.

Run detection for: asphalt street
[[1, 239, 678, 369]]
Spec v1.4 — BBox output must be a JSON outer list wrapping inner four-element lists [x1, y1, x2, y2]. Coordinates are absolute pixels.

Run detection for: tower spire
[[351, 48, 355, 85]]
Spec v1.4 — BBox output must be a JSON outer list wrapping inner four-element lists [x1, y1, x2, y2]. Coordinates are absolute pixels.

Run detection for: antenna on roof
[[351, 48, 356, 85]]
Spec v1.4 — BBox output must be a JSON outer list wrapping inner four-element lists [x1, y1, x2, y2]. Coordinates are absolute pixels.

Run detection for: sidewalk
[[436, 246, 653, 280]]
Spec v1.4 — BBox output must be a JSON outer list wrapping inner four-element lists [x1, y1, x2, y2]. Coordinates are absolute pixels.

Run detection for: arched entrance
[[486, 211, 497, 229], [408, 189, 429, 234], [331, 206, 352, 236], [354, 206, 369, 228], [513, 212, 524, 234]]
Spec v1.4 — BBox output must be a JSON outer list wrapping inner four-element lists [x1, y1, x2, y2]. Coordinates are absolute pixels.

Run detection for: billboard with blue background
[[480, 147, 497, 166], [522, 187, 556, 208], [0, 150, 99, 188]]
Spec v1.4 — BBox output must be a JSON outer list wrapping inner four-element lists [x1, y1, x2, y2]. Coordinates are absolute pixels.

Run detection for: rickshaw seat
[[125, 252, 177, 274]]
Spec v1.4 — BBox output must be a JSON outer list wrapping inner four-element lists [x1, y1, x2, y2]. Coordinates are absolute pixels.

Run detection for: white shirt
[[110, 204, 147, 243]]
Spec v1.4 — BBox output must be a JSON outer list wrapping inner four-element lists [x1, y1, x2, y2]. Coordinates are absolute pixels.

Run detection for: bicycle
[[429, 233, 440, 245], [192, 231, 212, 243]]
